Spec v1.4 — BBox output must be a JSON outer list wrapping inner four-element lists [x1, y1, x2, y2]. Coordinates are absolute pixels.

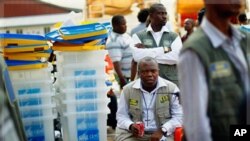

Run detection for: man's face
[[138, 61, 159, 88], [206, 0, 245, 18], [150, 6, 167, 26], [184, 19, 194, 31], [115, 18, 127, 34]]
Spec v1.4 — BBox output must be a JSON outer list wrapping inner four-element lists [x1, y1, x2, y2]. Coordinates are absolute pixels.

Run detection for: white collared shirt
[[131, 24, 182, 65], [178, 17, 250, 141], [116, 77, 183, 135]]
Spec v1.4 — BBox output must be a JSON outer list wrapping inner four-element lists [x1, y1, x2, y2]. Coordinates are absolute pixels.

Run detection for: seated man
[[115, 56, 183, 141]]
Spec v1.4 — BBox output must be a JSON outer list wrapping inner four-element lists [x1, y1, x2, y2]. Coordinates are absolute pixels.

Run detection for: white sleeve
[[106, 37, 122, 62], [132, 34, 164, 62], [155, 36, 182, 65], [162, 86, 183, 136], [116, 90, 134, 130], [178, 50, 212, 141]]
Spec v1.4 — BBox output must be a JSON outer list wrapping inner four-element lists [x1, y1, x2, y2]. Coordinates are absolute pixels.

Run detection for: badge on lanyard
[[209, 61, 232, 79], [129, 99, 138, 106]]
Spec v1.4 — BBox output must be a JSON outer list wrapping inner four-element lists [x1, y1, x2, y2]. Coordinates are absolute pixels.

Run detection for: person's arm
[[161, 86, 183, 136], [178, 50, 212, 141], [155, 36, 182, 65], [113, 61, 127, 88], [131, 34, 164, 62], [116, 90, 134, 130], [106, 36, 126, 88]]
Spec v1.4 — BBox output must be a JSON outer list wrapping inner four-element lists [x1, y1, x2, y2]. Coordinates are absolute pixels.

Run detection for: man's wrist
[[161, 127, 168, 137]]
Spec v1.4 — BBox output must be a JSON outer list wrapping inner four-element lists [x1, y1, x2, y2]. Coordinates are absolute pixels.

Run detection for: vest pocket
[[129, 108, 141, 122], [209, 83, 243, 137], [157, 107, 171, 124]]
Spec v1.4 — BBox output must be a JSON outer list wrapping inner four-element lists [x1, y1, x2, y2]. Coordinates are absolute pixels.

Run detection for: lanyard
[[141, 91, 157, 126]]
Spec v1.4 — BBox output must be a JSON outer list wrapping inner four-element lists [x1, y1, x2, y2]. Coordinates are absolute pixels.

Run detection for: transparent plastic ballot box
[[60, 87, 109, 101], [55, 50, 107, 65], [61, 111, 107, 141], [22, 116, 55, 141]]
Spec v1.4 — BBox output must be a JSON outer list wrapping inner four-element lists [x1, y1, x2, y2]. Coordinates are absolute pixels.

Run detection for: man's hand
[[150, 129, 164, 141], [130, 123, 140, 137], [135, 43, 145, 48]]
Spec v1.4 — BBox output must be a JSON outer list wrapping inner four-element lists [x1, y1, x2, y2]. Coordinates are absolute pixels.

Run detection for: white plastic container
[[9, 67, 53, 81], [61, 111, 107, 141], [62, 99, 109, 113], [56, 63, 106, 78], [58, 75, 107, 89], [17, 93, 53, 107], [19, 104, 55, 119], [61, 87, 109, 100], [12, 80, 53, 96], [22, 116, 55, 141], [55, 50, 107, 65]]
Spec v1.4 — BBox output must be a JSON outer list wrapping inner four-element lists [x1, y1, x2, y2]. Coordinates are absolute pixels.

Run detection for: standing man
[[130, 3, 182, 85], [181, 18, 195, 42], [178, 0, 250, 141], [130, 8, 149, 36], [116, 57, 183, 141], [106, 15, 133, 89], [106, 15, 133, 130]]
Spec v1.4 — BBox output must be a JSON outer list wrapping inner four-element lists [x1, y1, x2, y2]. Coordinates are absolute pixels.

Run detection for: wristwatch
[[161, 127, 168, 137], [163, 46, 171, 53]]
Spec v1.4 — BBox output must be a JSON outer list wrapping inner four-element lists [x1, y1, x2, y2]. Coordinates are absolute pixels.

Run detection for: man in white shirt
[[130, 3, 182, 86], [178, 0, 250, 141], [106, 15, 133, 88], [116, 57, 183, 141]]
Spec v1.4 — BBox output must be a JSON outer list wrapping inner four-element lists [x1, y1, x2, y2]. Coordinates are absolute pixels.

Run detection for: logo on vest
[[143, 39, 153, 47], [163, 40, 171, 47], [129, 99, 138, 106], [209, 61, 232, 79], [160, 96, 168, 103]]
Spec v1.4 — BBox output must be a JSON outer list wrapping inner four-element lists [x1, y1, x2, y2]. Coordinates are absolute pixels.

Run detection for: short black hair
[[238, 13, 247, 23], [149, 3, 165, 14], [137, 8, 149, 23], [111, 15, 124, 26]]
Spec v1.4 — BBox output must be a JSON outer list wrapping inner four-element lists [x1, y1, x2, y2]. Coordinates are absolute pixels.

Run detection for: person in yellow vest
[[115, 56, 183, 141], [178, 0, 250, 141]]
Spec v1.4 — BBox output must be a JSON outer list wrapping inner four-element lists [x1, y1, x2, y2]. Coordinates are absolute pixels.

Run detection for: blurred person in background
[[178, 0, 250, 141], [130, 8, 150, 36], [181, 18, 195, 42], [106, 15, 133, 130]]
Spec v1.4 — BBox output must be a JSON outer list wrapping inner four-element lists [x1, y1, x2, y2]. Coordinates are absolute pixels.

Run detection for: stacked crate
[[0, 33, 55, 141], [54, 50, 109, 141]]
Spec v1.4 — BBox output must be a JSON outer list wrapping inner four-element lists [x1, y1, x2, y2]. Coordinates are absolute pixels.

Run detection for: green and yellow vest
[[182, 28, 250, 141], [136, 30, 179, 85], [123, 79, 176, 127]]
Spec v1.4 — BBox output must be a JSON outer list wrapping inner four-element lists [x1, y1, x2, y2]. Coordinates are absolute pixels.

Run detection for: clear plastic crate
[[17, 93, 53, 107], [56, 63, 106, 78], [62, 87, 109, 100], [58, 75, 107, 89], [61, 111, 107, 141], [9, 67, 53, 81], [63, 99, 109, 113], [55, 50, 107, 65], [12, 80, 53, 96], [22, 116, 55, 141], [19, 104, 55, 118]]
